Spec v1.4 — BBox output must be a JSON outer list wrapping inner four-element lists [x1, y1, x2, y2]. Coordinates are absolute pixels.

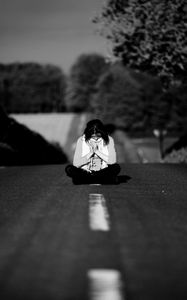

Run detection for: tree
[[91, 62, 165, 134], [33, 64, 67, 112], [91, 62, 144, 131], [0, 63, 67, 113], [93, 0, 187, 89], [65, 53, 108, 112]]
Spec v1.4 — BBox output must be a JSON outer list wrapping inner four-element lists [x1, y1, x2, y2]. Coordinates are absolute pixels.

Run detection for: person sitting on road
[[65, 119, 120, 184]]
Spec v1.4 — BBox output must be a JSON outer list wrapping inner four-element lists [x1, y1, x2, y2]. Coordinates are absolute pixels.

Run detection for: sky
[[0, 0, 108, 73]]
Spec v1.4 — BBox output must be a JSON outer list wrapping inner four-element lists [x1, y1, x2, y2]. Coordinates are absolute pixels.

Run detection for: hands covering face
[[89, 141, 98, 153]]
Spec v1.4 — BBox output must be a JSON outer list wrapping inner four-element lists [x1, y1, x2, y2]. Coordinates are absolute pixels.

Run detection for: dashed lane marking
[[88, 269, 124, 300], [89, 193, 110, 231]]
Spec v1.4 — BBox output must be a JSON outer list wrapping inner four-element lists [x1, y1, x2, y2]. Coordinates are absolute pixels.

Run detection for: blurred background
[[0, 0, 187, 166]]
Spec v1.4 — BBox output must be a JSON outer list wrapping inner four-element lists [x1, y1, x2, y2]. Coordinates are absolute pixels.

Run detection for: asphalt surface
[[0, 163, 187, 300]]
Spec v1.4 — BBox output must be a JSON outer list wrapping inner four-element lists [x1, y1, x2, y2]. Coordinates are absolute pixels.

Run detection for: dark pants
[[65, 164, 121, 184]]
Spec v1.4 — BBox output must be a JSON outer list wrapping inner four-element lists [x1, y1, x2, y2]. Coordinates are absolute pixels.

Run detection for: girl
[[65, 119, 120, 184]]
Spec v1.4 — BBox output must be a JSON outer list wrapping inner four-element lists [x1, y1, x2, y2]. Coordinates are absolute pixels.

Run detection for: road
[[0, 164, 187, 300]]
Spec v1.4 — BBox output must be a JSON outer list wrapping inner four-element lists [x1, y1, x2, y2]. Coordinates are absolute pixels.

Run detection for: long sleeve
[[73, 137, 91, 168], [108, 136, 117, 164], [95, 136, 117, 164]]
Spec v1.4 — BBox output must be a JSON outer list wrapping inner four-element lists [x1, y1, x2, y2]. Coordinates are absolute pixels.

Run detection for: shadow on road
[[118, 175, 132, 184], [70, 174, 132, 185]]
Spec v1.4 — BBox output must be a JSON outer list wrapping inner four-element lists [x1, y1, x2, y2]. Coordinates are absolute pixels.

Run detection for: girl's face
[[91, 132, 101, 141]]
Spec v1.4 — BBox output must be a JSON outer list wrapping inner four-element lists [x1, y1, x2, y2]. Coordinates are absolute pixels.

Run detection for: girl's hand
[[89, 144, 95, 155], [89, 141, 97, 153], [93, 143, 98, 152]]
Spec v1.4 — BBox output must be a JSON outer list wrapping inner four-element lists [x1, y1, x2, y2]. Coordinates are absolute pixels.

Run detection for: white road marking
[[89, 194, 110, 231], [88, 269, 124, 300]]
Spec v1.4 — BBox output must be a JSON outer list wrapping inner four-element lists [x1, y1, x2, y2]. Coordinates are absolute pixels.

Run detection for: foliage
[[91, 63, 142, 130], [164, 132, 187, 155], [163, 147, 187, 163], [91, 62, 164, 133], [0, 63, 67, 113], [167, 84, 187, 134], [128, 68, 164, 130], [65, 53, 108, 112], [93, 0, 187, 89]]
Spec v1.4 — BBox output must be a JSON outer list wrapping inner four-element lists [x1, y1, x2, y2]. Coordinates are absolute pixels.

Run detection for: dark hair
[[84, 119, 109, 145]]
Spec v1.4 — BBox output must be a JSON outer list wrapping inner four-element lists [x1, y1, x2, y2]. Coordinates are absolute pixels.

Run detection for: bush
[[0, 105, 68, 166], [0, 142, 18, 166], [163, 147, 187, 163]]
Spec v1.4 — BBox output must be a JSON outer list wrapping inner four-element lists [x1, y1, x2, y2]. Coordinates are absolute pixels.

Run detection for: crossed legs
[[65, 164, 121, 184]]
